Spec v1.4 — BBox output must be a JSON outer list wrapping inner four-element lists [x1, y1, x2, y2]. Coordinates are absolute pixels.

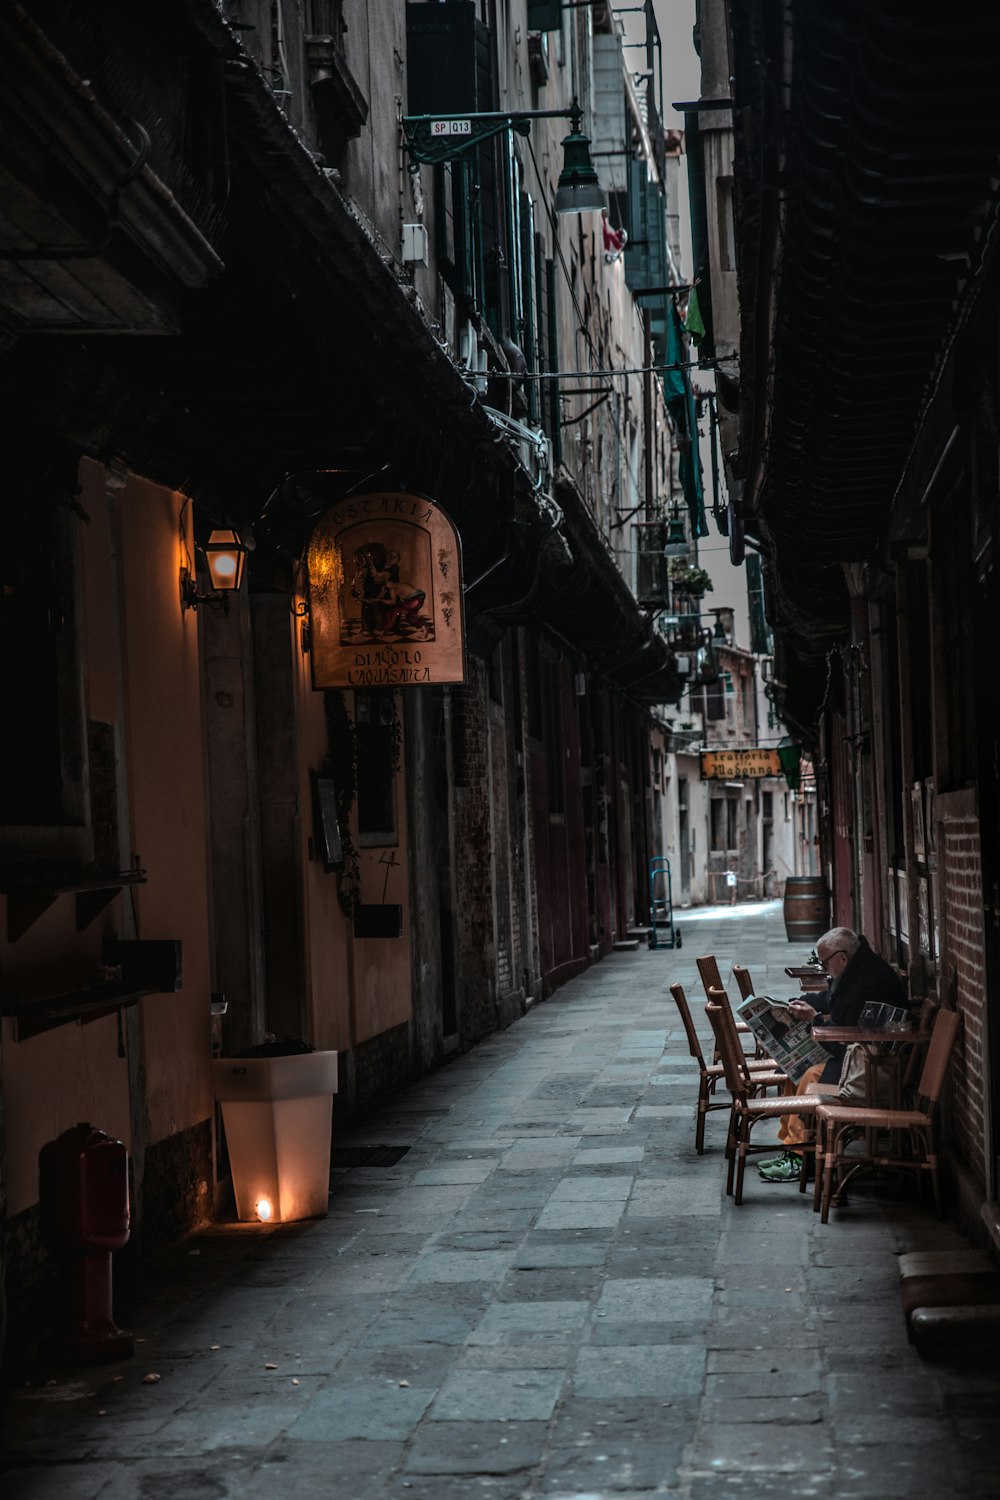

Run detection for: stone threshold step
[[911, 1304, 1000, 1339], [899, 1247, 1000, 1345]]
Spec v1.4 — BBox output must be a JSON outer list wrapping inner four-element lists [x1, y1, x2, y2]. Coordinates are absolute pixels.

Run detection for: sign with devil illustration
[[307, 492, 466, 688]]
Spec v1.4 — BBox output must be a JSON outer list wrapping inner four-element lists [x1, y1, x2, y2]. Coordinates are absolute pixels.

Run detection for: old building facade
[[697, 0, 1000, 1245], [0, 0, 711, 1355]]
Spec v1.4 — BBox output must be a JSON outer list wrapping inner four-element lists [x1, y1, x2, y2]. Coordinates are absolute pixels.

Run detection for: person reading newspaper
[[756, 927, 908, 1182], [736, 994, 829, 1085]]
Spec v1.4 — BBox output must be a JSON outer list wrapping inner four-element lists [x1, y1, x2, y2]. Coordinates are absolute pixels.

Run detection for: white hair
[[817, 927, 859, 957]]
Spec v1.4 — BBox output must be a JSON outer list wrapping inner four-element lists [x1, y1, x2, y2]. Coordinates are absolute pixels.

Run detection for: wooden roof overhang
[[731, 1, 1000, 738]]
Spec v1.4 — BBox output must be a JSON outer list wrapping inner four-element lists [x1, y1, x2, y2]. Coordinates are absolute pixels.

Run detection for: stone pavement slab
[[573, 1343, 707, 1398], [402, 1418, 548, 1475], [468, 1300, 590, 1343], [286, 1379, 437, 1441], [3, 900, 999, 1499], [429, 1368, 565, 1422], [535, 1200, 627, 1230]]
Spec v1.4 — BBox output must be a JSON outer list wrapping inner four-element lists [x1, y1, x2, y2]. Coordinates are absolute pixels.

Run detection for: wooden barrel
[[783, 875, 830, 944]]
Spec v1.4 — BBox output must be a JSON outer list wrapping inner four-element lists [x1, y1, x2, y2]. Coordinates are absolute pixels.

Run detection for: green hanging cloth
[[686, 284, 706, 345], [665, 302, 707, 539], [663, 293, 687, 407]]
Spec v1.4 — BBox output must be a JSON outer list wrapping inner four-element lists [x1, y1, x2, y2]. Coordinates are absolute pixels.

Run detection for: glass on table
[[858, 1002, 912, 1034]]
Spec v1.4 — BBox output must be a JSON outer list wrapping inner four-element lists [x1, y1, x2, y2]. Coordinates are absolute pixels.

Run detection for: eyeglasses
[[817, 949, 848, 970]]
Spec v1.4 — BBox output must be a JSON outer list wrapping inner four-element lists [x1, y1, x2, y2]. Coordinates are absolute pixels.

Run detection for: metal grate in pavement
[[330, 1145, 410, 1169]]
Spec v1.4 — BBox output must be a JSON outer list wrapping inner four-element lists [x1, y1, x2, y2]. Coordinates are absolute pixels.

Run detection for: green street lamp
[[664, 503, 689, 558], [777, 738, 802, 792], [553, 113, 604, 213], [403, 99, 605, 215]]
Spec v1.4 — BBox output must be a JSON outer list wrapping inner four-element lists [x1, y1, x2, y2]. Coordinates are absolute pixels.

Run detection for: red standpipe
[[39, 1123, 134, 1363]]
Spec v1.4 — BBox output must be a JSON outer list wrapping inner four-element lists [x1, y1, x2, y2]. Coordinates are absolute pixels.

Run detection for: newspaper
[[736, 994, 831, 1084]]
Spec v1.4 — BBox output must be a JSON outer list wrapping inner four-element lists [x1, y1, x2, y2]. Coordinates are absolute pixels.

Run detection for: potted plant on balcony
[[668, 558, 713, 599]]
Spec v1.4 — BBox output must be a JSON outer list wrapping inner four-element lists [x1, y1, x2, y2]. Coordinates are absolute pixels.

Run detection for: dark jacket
[[813, 937, 908, 1083]]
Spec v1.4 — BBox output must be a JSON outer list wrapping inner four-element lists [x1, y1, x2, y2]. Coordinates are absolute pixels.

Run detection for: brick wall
[[347, 1021, 412, 1114], [449, 662, 500, 1042], [141, 1119, 214, 1252], [940, 810, 987, 1189], [515, 631, 540, 998], [490, 695, 514, 1000], [2, 1205, 56, 1374]]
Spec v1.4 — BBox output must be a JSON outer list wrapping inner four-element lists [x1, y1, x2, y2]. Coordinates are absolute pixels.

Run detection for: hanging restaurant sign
[[307, 492, 466, 689], [700, 747, 782, 780]]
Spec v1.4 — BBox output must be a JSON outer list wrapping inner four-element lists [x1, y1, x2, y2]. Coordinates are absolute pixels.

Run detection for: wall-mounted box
[[104, 938, 182, 993], [402, 223, 429, 266], [353, 903, 403, 939], [528, 0, 562, 30]]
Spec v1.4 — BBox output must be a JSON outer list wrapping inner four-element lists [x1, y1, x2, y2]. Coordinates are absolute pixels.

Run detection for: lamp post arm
[[403, 102, 582, 170]]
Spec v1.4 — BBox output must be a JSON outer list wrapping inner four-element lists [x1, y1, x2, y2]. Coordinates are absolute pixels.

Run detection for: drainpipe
[[643, 311, 654, 517], [546, 258, 562, 468], [106, 467, 148, 1237]]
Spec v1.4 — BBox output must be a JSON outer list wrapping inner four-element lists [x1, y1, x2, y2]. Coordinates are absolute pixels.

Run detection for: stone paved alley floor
[[3, 899, 1000, 1499]]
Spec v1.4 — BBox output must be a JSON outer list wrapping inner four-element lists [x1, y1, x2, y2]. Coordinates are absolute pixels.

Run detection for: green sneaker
[[757, 1151, 802, 1182]]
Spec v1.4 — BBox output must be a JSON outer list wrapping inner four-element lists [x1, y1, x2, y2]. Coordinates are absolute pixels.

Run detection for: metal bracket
[[402, 103, 579, 172]]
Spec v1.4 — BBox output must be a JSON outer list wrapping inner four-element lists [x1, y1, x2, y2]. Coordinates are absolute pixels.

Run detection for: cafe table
[[786, 965, 829, 993]]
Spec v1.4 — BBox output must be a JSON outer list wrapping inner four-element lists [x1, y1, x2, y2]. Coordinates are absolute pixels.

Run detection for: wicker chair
[[731, 964, 768, 1058], [697, 954, 754, 1054], [668, 983, 784, 1154], [732, 963, 755, 1001], [706, 986, 826, 1204], [900, 998, 939, 1096], [814, 1007, 960, 1223]]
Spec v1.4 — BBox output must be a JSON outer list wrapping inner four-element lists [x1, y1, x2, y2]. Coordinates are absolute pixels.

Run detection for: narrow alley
[[3, 901, 998, 1500]]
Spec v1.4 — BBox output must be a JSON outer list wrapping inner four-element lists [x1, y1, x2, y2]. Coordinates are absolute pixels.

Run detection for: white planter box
[[212, 1052, 338, 1223]]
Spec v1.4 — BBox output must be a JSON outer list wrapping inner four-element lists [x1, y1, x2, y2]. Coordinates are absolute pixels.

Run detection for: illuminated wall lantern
[[181, 528, 249, 614], [211, 1052, 339, 1224], [204, 529, 247, 593]]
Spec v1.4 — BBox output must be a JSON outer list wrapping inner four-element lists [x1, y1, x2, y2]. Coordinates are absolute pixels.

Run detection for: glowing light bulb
[[255, 1197, 273, 1222]]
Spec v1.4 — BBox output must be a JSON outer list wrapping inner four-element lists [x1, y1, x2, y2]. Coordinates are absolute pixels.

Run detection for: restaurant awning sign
[[307, 492, 466, 689], [700, 747, 782, 779]]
